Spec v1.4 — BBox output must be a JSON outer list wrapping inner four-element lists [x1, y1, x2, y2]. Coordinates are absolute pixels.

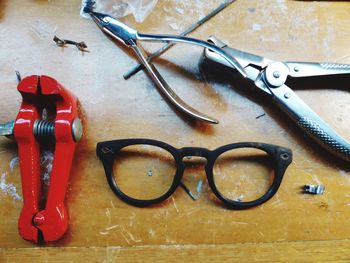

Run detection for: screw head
[[273, 71, 281, 78], [72, 118, 83, 142], [284, 92, 291, 99], [264, 62, 289, 87], [33, 213, 45, 226]]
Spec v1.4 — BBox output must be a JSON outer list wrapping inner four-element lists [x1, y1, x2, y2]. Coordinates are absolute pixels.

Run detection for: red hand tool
[[0, 75, 82, 243]]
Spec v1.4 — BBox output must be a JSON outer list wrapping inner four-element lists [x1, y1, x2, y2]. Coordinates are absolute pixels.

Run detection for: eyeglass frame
[[96, 138, 292, 209]]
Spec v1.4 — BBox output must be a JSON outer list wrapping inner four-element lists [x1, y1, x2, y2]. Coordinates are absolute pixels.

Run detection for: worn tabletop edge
[[1, 238, 350, 262]]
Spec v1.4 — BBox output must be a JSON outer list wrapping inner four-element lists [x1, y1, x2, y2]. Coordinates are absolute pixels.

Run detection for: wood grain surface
[[0, 0, 350, 262]]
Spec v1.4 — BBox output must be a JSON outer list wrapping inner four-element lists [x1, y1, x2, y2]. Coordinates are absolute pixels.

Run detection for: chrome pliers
[[85, 9, 246, 124], [202, 36, 350, 161]]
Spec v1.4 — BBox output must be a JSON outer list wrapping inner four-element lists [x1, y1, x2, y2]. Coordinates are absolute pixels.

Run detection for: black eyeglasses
[[96, 139, 292, 209]]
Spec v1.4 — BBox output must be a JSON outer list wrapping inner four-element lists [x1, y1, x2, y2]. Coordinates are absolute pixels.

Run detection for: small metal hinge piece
[[304, 184, 325, 195]]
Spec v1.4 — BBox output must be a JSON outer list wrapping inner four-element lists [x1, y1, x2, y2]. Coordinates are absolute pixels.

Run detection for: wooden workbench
[[1, 0, 350, 262]]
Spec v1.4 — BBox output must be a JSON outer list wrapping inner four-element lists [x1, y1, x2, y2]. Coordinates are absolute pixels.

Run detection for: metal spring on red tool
[[33, 120, 55, 138]]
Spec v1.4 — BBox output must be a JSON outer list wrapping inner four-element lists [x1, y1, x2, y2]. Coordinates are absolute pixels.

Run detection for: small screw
[[273, 71, 281, 78], [294, 66, 299, 72], [284, 93, 291, 99]]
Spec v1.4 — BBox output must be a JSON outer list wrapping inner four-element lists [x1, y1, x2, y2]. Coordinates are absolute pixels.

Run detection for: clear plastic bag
[[81, 0, 158, 23]]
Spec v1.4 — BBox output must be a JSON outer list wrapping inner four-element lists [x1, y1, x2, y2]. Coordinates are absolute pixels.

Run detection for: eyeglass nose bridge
[[178, 147, 212, 160]]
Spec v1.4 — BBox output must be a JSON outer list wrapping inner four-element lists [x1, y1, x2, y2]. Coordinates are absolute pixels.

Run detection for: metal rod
[[16, 71, 22, 83], [180, 182, 197, 201], [123, 0, 236, 80]]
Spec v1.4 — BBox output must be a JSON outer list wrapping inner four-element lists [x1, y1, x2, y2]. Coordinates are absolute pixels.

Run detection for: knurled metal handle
[[320, 63, 350, 70], [272, 84, 350, 161], [286, 62, 350, 77], [298, 116, 350, 160]]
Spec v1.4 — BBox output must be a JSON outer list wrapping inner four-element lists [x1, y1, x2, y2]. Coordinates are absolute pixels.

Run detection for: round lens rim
[[206, 142, 290, 209], [100, 139, 184, 207]]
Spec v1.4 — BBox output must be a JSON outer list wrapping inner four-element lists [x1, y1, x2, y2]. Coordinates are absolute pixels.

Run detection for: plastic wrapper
[[80, 0, 158, 23]]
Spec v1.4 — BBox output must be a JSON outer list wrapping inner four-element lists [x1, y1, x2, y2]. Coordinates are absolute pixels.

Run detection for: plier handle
[[202, 36, 350, 162], [11, 75, 82, 243]]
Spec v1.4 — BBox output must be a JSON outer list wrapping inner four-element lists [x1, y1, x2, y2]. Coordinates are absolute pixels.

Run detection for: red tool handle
[[14, 76, 42, 242]]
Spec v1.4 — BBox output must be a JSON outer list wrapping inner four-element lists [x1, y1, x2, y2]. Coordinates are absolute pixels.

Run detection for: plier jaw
[[89, 11, 138, 46], [13, 75, 82, 243]]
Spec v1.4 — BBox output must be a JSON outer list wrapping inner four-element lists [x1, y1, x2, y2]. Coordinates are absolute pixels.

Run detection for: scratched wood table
[[1, 0, 350, 262]]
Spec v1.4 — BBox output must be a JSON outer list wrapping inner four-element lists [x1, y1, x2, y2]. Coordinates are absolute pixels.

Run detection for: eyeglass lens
[[112, 144, 275, 203], [213, 148, 275, 202], [113, 144, 176, 200]]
